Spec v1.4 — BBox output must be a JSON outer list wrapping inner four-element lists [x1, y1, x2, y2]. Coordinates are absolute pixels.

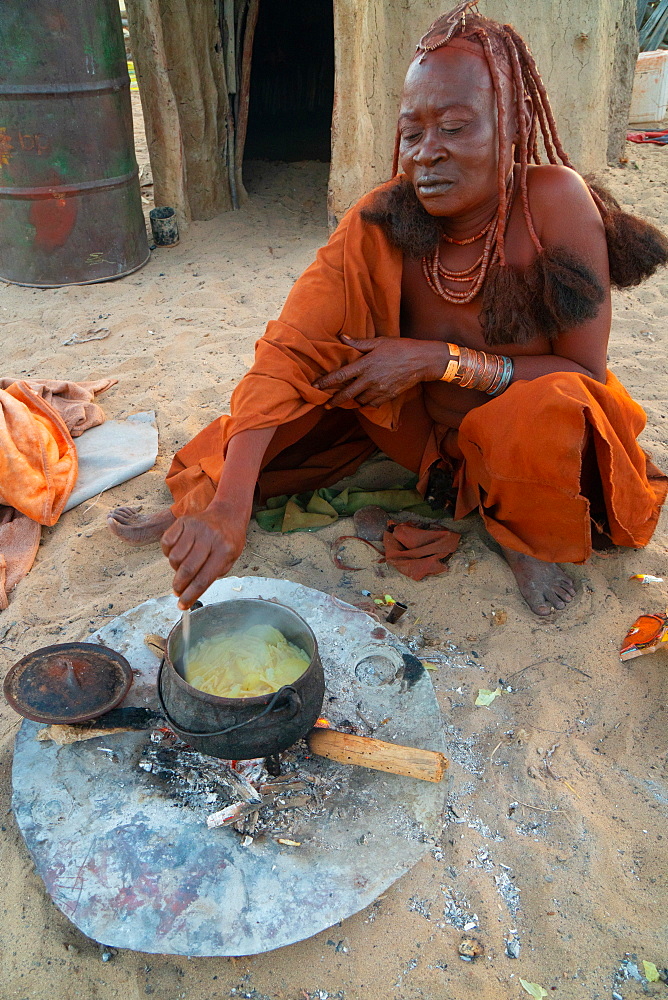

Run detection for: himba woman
[[109, 3, 668, 616]]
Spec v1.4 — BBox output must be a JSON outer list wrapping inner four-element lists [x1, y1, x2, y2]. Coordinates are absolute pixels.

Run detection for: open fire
[[137, 708, 447, 847], [139, 725, 348, 846]]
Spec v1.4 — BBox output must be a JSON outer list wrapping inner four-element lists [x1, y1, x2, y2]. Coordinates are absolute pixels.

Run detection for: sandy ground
[[0, 104, 667, 1000]]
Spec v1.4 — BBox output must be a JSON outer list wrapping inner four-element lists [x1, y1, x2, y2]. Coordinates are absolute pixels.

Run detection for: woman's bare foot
[[107, 506, 176, 545], [500, 545, 576, 616]]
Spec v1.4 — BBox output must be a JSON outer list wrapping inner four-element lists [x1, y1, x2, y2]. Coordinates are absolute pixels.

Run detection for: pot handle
[[157, 659, 303, 739]]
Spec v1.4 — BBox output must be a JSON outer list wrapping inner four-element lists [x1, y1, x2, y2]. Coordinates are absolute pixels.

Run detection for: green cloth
[[255, 485, 440, 533]]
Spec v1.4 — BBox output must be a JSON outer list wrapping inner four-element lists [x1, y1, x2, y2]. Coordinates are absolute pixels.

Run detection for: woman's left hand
[[313, 335, 450, 407]]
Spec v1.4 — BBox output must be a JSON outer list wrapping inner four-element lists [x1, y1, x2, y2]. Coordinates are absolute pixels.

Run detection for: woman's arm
[[210, 426, 277, 517], [520, 164, 612, 383], [314, 329, 606, 409], [162, 426, 277, 609]]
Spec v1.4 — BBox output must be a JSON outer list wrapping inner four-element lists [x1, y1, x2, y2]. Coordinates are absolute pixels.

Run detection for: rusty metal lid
[[3, 642, 133, 725]]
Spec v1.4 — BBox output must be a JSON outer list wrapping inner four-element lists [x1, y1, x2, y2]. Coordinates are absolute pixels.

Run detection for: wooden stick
[[234, 0, 260, 190], [207, 801, 257, 829], [307, 729, 449, 783]]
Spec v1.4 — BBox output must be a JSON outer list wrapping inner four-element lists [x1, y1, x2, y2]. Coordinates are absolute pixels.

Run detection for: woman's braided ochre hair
[[366, 2, 668, 345], [399, 3, 624, 263]]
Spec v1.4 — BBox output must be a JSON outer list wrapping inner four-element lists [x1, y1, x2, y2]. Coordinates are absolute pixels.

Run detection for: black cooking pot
[[157, 599, 325, 759]]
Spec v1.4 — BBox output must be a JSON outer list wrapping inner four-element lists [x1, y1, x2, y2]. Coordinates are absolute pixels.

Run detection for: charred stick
[[259, 780, 308, 794], [207, 801, 259, 829], [273, 795, 314, 811]]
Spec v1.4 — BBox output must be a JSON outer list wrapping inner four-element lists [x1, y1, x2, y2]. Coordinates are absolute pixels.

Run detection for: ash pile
[[139, 724, 360, 847]]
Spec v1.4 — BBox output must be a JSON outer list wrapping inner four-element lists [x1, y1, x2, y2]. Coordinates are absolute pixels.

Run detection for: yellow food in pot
[[184, 623, 310, 698]]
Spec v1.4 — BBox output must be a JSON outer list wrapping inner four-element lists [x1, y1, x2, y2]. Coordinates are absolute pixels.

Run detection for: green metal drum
[[0, 0, 149, 286]]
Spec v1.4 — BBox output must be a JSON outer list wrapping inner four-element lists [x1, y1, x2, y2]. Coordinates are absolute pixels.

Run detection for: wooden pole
[[159, 0, 230, 218], [125, 0, 190, 227], [307, 729, 449, 783], [234, 0, 260, 200], [223, 0, 237, 93]]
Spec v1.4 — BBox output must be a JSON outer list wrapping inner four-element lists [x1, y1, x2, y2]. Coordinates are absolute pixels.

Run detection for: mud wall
[[329, 0, 637, 224]]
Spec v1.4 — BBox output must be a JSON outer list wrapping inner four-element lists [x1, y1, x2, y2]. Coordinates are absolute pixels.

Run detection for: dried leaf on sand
[[475, 687, 502, 707], [643, 961, 660, 982], [519, 980, 548, 999]]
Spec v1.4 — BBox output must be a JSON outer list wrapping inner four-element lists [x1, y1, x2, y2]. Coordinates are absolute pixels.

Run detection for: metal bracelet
[[485, 355, 506, 395], [440, 342, 460, 382], [487, 356, 514, 395]]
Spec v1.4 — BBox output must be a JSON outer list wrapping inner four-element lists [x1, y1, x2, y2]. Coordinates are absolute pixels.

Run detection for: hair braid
[[508, 25, 618, 223], [474, 27, 510, 265], [503, 25, 574, 169], [391, 127, 401, 178], [501, 28, 542, 253], [528, 96, 541, 164], [523, 69, 557, 163]]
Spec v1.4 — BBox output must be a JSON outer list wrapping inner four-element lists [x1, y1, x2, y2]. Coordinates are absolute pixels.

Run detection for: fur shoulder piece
[[480, 249, 605, 346], [586, 178, 668, 288], [360, 178, 442, 259]]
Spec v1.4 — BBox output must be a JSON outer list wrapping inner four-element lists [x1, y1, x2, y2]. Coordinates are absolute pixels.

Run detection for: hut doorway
[[243, 0, 334, 163]]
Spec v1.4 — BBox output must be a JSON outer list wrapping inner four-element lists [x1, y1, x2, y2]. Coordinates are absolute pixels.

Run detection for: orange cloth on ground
[[0, 378, 115, 607], [0, 381, 78, 525], [383, 522, 461, 581], [166, 180, 667, 564]]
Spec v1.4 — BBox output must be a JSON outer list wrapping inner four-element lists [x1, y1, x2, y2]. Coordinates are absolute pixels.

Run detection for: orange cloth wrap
[[167, 181, 403, 515], [454, 371, 666, 563], [166, 181, 667, 564]]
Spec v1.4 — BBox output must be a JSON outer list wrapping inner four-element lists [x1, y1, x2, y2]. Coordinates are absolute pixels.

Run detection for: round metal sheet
[[4, 642, 133, 724], [11, 578, 448, 957]]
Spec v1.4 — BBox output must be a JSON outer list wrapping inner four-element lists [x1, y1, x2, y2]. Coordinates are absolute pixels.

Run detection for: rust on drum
[[0, 0, 149, 286]]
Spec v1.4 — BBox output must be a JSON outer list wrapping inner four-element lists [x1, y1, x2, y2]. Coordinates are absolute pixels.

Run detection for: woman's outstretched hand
[[313, 334, 450, 407], [161, 503, 247, 609]]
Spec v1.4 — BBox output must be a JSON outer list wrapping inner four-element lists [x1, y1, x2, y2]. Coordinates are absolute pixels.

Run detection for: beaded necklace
[[441, 216, 494, 245], [422, 179, 515, 305]]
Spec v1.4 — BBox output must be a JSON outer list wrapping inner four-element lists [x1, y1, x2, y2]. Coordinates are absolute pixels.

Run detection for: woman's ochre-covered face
[[399, 46, 514, 219]]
